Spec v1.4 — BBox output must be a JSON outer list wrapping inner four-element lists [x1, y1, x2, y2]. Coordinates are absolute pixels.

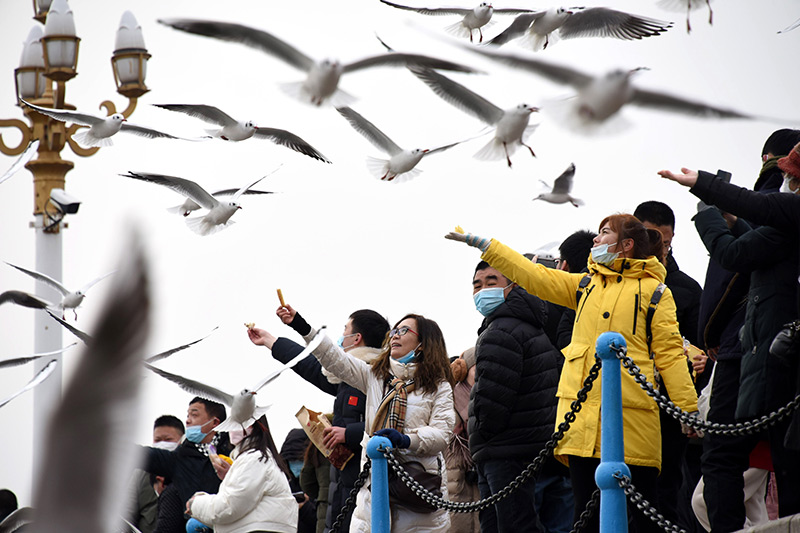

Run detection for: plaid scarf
[[371, 376, 415, 434], [193, 433, 220, 457]]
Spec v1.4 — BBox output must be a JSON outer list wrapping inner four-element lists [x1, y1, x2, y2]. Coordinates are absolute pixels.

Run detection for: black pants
[[568, 455, 660, 533]]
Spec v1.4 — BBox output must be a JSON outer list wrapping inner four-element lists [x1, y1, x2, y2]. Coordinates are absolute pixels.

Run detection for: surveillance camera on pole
[[49, 188, 81, 214]]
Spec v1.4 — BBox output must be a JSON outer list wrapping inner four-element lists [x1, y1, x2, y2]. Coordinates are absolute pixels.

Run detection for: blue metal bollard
[[595, 331, 632, 533], [367, 435, 393, 533]]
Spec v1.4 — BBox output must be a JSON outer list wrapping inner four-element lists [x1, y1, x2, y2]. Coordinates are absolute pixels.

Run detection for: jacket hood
[[587, 255, 666, 283], [479, 286, 548, 333]]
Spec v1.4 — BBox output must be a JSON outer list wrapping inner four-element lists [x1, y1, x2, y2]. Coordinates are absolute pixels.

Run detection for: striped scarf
[[371, 376, 415, 434]]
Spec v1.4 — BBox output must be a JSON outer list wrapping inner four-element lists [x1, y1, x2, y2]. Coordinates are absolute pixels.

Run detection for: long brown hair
[[598, 214, 663, 260], [371, 313, 454, 394], [239, 415, 291, 477]]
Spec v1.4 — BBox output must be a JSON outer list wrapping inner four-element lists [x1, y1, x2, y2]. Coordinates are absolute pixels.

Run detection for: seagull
[[5, 262, 115, 319], [779, 16, 800, 34], [168, 188, 275, 217], [120, 171, 270, 236], [460, 47, 767, 130], [336, 106, 464, 182], [32, 228, 152, 533], [534, 163, 583, 206], [487, 7, 672, 50], [152, 104, 331, 162], [656, 0, 712, 33], [0, 359, 58, 409], [158, 18, 482, 106], [0, 289, 51, 310], [0, 140, 38, 185], [0, 343, 77, 370], [378, 1, 534, 43], [20, 99, 184, 148], [144, 326, 327, 432], [145, 327, 219, 364], [46, 310, 92, 344], [408, 66, 539, 167]]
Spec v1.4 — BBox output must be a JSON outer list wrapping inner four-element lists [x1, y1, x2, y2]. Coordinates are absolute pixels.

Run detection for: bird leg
[[504, 143, 513, 168], [706, 0, 713, 24], [543, 35, 550, 50], [73, 309, 78, 321], [479, 28, 484, 43], [469, 29, 474, 43], [521, 141, 536, 158]]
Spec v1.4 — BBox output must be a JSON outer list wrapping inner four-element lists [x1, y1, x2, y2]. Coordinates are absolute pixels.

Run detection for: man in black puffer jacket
[[470, 261, 560, 533]]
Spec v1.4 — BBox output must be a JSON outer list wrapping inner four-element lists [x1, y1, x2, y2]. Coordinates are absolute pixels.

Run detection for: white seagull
[[152, 104, 331, 163], [488, 7, 672, 50], [378, 1, 534, 43], [461, 47, 766, 130], [0, 359, 58, 409], [336, 106, 465, 182], [21, 99, 183, 148], [158, 18, 481, 106], [145, 326, 327, 432], [409, 66, 539, 167], [534, 163, 583, 207], [5, 262, 115, 319], [120, 171, 270, 236]]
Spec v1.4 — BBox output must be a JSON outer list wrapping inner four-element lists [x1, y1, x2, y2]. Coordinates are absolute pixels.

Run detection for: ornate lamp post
[[0, 0, 151, 489]]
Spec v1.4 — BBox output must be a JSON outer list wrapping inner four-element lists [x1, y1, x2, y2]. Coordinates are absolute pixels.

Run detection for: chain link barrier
[[329, 457, 372, 533], [608, 344, 800, 436], [613, 472, 686, 533], [569, 488, 600, 533]]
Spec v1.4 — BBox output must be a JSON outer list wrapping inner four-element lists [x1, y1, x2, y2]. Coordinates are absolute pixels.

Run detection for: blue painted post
[[367, 435, 393, 533], [595, 331, 632, 533]]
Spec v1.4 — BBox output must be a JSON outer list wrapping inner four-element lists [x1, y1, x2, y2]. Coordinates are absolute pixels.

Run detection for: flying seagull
[[145, 327, 219, 364], [5, 262, 115, 319], [152, 104, 331, 162], [0, 289, 51, 310], [32, 228, 151, 533], [378, 1, 534, 43], [656, 0, 712, 33], [336, 106, 465, 182], [0, 140, 39, 186], [46, 310, 93, 344], [534, 163, 583, 206], [158, 18, 482, 106], [460, 46, 770, 130], [145, 326, 327, 432], [0, 359, 58, 409], [488, 7, 672, 50], [408, 66, 539, 167], [0, 343, 77, 370], [120, 171, 270, 236], [20, 99, 185, 148]]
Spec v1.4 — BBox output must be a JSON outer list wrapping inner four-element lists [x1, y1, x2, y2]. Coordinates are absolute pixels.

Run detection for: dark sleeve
[[287, 312, 312, 336], [556, 308, 575, 350], [271, 338, 338, 395], [472, 328, 523, 437], [694, 207, 796, 273], [691, 170, 800, 233], [153, 483, 185, 533], [299, 461, 320, 499], [344, 421, 365, 450], [141, 446, 176, 480]]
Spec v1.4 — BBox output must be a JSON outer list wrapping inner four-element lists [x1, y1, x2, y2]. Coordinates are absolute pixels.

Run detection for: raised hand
[[657, 168, 698, 187]]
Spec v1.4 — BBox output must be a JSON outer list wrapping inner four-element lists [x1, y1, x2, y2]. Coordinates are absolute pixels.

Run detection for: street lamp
[[0, 0, 152, 492]]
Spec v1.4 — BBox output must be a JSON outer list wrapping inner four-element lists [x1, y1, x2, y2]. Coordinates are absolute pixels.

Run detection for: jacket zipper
[[576, 285, 594, 323], [632, 293, 639, 336]]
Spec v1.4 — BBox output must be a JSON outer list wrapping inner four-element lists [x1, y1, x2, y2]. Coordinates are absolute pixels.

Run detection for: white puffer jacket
[[189, 448, 298, 533], [304, 329, 455, 533]]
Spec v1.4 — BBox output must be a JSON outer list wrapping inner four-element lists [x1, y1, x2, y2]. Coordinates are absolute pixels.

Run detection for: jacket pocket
[[557, 344, 592, 400]]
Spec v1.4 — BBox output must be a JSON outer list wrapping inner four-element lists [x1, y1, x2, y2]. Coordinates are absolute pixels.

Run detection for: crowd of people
[[6, 128, 797, 533]]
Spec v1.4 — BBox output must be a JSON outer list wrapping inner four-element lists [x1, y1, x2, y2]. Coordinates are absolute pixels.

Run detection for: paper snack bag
[[296, 406, 354, 470]]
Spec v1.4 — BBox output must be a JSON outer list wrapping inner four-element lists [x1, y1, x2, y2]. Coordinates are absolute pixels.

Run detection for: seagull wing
[[144, 362, 234, 406], [0, 139, 39, 186], [0, 343, 77, 370], [145, 327, 219, 364], [462, 46, 593, 87], [252, 128, 331, 163], [559, 8, 672, 40], [33, 231, 151, 532], [79, 270, 116, 294], [119, 123, 180, 140], [121, 172, 219, 210], [408, 67, 504, 125], [151, 104, 237, 126], [424, 140, 465, 156], [21, 99, 101, 126], [47, 310, 93, 344], [0, 290, 52, 309], [211, 188, 275, 196], [0, 359, 58, 409], [486, 12, 543, 46], [630, 87, 754, 119], [252, 326, 327, 392], [344, 52, 480, 74], [158, 19, 315, 72], [230, 174, 270, 201], [551, 163, 576, 194], [336, 106, 403, 155], [779, 17, 800, 33], [493, 8, 536, 14], [379, 0, 472, 16], [5, 262, 70, 295], [0, 507, 35, 532]]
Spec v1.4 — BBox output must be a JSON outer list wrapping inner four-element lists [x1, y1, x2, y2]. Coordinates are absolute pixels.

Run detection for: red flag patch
[[348, 396, 359, 406]]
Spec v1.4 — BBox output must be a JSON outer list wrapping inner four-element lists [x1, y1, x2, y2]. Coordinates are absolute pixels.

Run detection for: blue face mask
[[473, 286, 510, 317], [336, 333, 358, 349], [397, 349, 417, 364], [591, 242, 619, 266], [289, 460, 304, 478], [185, 419, 214, 444]]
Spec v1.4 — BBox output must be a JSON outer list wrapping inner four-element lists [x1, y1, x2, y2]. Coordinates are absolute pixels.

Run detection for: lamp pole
[[0, 0, 151, 494]]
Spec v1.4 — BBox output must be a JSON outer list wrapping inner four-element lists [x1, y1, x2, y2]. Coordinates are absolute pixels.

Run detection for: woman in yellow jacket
[[447, 214, 697, 532]]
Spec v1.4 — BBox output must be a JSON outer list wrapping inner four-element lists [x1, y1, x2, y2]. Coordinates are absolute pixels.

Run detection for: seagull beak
[[237, 206, 243, 210], [529, 107, 540, 113], [250, 391, 257, 395], [422, 149, 429, 153]]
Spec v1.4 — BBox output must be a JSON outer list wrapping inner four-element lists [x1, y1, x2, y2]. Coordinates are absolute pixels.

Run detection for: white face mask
[[152, 440, 180, 451], [780, 176, 800, 195], [590, 242, 619, 266]]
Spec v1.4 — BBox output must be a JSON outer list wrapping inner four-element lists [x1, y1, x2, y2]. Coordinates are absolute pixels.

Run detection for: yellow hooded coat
[[482, 239, 697, 470]]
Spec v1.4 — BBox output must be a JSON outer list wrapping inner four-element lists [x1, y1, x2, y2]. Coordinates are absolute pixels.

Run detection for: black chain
[[610, 344, 800, 436], [569, 488, 600, 533], [380, 360, 603, 513], [329, 458, 372, 533], [614, 473, 686, 533]]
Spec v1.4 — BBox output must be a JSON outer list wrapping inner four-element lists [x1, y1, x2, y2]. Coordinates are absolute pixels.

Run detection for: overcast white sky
[[1, 0, 798, 507]]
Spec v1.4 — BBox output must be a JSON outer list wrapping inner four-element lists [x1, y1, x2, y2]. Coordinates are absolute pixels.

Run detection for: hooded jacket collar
[[389, 356, 417, 381], [587, 255, 666, 283]]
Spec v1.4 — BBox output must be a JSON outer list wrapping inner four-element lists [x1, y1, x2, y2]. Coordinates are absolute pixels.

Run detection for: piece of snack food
[[244, 322, 255, 329], [277, 288, 286, 307]]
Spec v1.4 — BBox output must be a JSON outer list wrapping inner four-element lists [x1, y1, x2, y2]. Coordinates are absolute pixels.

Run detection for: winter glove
[[374, 428, 411, 449], [445, 226, 491, 252]]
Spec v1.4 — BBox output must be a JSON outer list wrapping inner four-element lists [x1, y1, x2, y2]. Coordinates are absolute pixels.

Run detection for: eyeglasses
[[390, 326, 418, 338]]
